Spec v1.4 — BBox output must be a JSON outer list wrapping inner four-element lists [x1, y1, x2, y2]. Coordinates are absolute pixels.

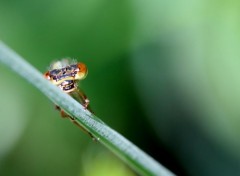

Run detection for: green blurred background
[[1, 0, 240, 176]]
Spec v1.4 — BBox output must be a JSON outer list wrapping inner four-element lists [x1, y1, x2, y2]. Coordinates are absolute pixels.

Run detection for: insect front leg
[[76, 89, 90, 109], [70, 88, 93, 113]]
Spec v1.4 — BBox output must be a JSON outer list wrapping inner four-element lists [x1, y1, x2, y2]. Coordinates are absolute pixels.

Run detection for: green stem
[[0, 41, 175, 176]]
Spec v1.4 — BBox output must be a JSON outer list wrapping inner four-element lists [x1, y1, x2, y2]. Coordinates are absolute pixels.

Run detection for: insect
[[44, 59, 94, 139]]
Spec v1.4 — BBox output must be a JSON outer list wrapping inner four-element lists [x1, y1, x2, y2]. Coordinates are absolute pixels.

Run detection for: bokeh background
[[1, 0, 240, 176]]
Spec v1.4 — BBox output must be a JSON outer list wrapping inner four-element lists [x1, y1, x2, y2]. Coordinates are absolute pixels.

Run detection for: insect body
[[44, 59, 89, 109], [44, 59, 94, 139]]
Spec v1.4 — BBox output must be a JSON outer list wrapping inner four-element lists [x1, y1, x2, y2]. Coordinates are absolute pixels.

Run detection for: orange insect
[[44, 59, 94, 139]]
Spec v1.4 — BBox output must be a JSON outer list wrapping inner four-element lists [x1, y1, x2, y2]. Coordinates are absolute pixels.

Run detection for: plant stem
[[0, 41, 176, 176]]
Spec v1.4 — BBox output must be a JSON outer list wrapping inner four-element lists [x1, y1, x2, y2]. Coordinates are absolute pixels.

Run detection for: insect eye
[[44, 71, 50, 79], [77, 63, 87, 72], [75, 63, 88, 80]]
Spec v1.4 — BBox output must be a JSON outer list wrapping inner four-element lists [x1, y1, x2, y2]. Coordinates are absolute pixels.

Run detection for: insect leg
[[55, 105, 96, 141], [70, 88, 93, 113]]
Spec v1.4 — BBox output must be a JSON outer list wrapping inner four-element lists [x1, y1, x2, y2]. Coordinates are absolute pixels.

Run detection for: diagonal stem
[[0, 41, 176, 176]]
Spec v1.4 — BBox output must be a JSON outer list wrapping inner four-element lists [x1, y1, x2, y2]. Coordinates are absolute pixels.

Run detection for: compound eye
[[44, 71, 50, 80], [75, 63, 88, 80]]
